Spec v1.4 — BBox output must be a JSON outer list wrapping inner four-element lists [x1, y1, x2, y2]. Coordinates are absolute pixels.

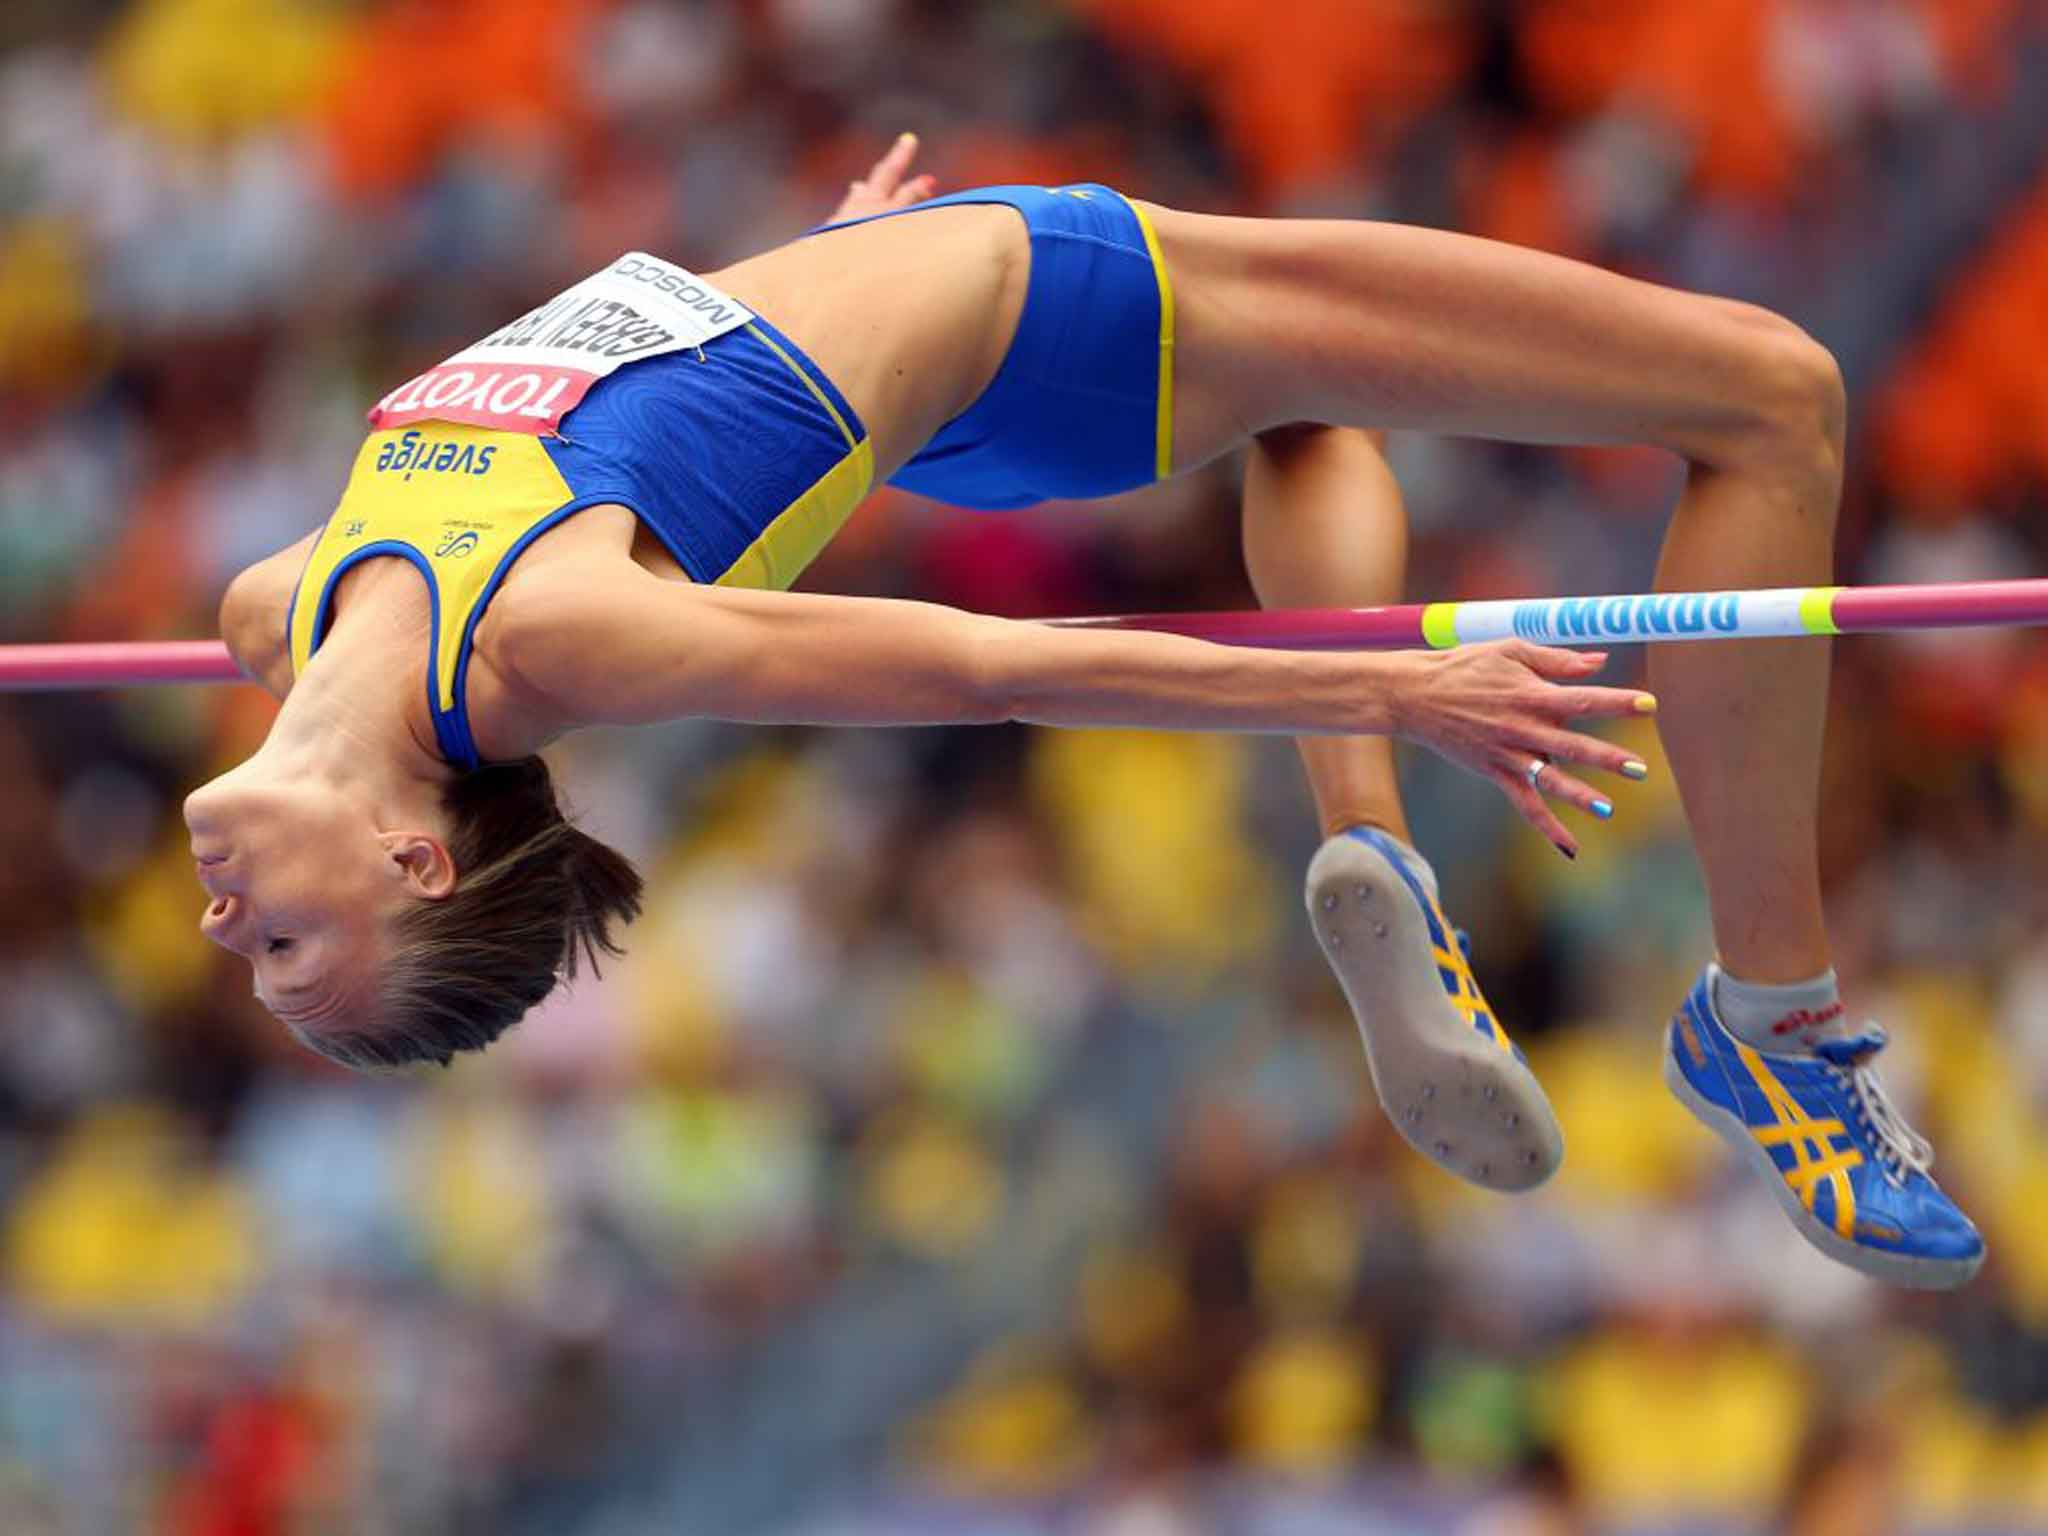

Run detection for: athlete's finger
[[1496, 768, 1578, 860], [1541, 684, 1656, 722], [1520, 726, 1648, 781], [866, 132, 921, 196], [1506, 641, 1609, 679], [1532, 761, 1613, 821], [889, 173, 937, 209]]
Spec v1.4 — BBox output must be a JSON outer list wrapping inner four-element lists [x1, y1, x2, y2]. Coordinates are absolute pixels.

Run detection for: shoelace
[[1814, 1028, 1935, 1182]]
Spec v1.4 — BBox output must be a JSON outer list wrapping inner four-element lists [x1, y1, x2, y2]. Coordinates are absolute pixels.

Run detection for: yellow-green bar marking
[[1420, 602, 1461, 649], [1799, 586, 1843, 636]]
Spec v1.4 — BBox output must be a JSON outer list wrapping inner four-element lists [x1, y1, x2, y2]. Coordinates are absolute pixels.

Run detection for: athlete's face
[[184, 768, 444, 1035]]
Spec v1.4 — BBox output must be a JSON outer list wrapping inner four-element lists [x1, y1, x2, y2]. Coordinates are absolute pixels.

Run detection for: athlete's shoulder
[[220, 528, 320, 699]]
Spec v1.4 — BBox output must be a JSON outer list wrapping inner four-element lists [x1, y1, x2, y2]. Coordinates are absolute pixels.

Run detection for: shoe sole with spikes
[[1306, 830, 1563, 1192]]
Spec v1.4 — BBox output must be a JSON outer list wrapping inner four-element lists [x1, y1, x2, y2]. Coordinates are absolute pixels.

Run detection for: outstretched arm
[[499, 569, 1650, 835]]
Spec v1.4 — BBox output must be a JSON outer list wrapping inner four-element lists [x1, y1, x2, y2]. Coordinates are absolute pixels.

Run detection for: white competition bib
[[367, 252, 755, 434]]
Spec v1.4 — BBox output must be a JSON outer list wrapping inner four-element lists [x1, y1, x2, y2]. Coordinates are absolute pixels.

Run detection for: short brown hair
[[305, 756, 644, 1071]]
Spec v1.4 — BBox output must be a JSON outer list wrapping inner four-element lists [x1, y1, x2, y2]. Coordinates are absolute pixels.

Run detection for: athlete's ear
[[380, 832, 458, 899]]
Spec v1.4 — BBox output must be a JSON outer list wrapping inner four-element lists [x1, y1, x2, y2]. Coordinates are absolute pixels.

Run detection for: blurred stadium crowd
[[4, 0, 2048, 1532]]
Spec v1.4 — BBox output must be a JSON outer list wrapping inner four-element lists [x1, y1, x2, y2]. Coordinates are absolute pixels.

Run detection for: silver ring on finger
[[1525, 756, 1548, 791]]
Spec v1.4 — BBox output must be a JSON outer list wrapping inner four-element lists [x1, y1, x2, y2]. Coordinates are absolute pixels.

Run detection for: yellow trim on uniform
[[744, 322, 859, 451], [1420, 603, 1460, 650], [702, 320, 877, 591], [1734, 1039, 1861, 1239], [1127, 202, 1176, 481], [714, 438, 875, 592], [1799, 586, 1843, 636]]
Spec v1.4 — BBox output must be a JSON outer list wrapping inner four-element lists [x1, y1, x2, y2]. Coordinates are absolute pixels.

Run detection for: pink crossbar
[[0, 641, 241, 691], [5, 579, 2048, 690]]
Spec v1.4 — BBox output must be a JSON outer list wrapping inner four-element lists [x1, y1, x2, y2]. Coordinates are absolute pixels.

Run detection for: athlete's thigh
[[711, 206, 1029, 477], [1138, 202, 1828, 471]]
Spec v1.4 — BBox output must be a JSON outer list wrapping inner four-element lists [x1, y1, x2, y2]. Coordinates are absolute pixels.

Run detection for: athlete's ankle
[[1324, 815, 1408, 844], [1711, 962, 1846, 1051]]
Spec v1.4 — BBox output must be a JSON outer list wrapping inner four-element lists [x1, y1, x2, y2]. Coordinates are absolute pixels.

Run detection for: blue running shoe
[[1664, 965, 1984, 1289], [1307, 827, 1563, 1191]]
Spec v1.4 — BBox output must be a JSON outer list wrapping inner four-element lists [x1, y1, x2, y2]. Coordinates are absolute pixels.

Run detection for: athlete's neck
[[258, 562, 454, 806]]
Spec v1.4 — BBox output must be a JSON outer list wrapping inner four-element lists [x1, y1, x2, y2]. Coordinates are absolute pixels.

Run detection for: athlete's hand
[[1390, 641, 1654, 859], [828, 132, 938, 223]]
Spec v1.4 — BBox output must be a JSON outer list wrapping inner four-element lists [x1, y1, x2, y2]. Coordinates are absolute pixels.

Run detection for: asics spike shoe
[[1307, 827, 1564, 1191], [1664, 964, 1984, 1289]]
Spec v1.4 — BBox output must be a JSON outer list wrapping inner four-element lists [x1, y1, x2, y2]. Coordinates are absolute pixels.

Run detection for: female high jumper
[[184, 137, 1981, 1287]]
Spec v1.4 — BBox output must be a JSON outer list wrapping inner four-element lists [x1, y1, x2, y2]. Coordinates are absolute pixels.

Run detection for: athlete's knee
[[1751, 319, 1846, 470], [1711, 305, 1846, 484], [1252, 422, 1388, 475]]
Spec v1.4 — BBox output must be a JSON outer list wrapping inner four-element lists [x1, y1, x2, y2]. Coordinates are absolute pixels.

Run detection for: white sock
[[1712, 965, 1846, 1051]]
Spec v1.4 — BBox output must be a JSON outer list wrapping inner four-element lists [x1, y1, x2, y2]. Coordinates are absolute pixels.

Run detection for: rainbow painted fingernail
[[1592, 799, 1614, 820], [1634, 695, 1659, 715], [1621, 760, 1649, 780]]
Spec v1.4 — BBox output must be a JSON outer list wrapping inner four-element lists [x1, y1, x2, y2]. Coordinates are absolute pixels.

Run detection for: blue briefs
[[811, 183, 1177, 510]]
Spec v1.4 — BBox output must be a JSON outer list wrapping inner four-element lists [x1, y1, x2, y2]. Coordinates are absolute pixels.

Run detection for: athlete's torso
[[275, 207, 1029, 766], [718, 202, 1029, 476]]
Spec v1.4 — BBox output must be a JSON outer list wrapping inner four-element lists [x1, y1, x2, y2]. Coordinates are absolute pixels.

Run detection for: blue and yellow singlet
[[288, 302, 875, 769]]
